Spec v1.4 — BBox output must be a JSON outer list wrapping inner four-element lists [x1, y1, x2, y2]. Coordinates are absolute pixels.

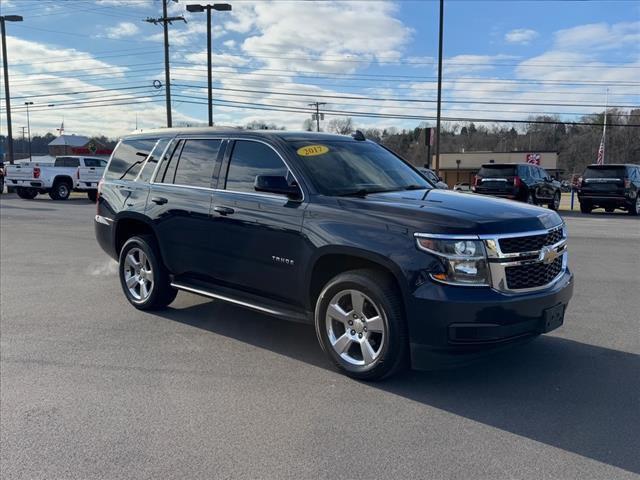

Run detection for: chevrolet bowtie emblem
[[539, 246, 560, 265]]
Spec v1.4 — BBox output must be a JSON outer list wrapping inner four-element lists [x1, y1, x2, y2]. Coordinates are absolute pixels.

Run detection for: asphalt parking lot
[[1, 194, 638, 480]]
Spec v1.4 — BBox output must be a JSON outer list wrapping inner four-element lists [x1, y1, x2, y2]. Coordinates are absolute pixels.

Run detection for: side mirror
[[254, 175, 302, 199]]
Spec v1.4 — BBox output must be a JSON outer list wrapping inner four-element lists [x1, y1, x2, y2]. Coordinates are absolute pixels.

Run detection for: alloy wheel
[[123, 247, 154, 301], [325, 289, 386, 367]]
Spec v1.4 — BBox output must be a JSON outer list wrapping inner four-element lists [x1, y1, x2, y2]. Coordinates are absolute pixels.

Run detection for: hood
[[338, 189, 562, 235]]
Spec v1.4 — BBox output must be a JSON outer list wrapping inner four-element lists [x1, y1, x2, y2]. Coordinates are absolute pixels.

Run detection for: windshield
[[478, 166, 516, 178], [289, 140, 431, 196], [583, 166, 626, 179]]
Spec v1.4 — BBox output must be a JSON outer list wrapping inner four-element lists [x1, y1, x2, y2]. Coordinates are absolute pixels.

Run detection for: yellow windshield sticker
[[297, 145, 329, 157]]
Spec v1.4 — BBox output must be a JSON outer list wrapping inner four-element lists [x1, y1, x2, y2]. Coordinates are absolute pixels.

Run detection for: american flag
[[596, 132, 605, 165]]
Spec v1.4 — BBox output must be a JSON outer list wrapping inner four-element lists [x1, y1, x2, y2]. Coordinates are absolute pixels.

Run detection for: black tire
[[549, 191, 561, 211], [0, 177, 4, 194], [315, 269, 408, 381], [87, 190, 98, 202], [16, 187, 38, 199], [526, 192, 535, 205], [580, 202, 592, 214], [629, 196, 640, 216], [118, 235, 177, 310], [49, 180, 72, 200], [605, 207, 615, 213]]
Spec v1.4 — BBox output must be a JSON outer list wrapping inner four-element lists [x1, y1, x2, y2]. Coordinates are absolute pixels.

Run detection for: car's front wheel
[[315, 269, 407, 380], [629, 196, 640, 216], [118, 235, 177, 310]]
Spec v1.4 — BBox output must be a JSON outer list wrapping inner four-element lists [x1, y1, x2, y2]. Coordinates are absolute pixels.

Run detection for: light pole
[[24, 102, 34, 162], [434, 0, 444, 176], [1, 14, 24, 165], [186, 3, 232, 127]]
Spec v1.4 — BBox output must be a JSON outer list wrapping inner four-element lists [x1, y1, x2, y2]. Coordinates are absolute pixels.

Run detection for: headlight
[[415, 235, 490, 286]]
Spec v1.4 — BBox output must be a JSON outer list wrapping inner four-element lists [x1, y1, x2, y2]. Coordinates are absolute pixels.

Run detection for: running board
[[171, 280, 311, 323]]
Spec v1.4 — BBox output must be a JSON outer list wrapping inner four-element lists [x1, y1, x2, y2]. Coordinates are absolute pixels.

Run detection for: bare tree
[[327, 117, 354, 135]]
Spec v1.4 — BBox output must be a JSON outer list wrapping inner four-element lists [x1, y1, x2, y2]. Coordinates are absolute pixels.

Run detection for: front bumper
[[407, 269, 573, 369]]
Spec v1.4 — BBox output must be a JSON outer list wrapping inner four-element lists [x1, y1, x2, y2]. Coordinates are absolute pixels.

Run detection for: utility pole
[[308, 102, 326, 132], [20, 126, 26, 155], [186, 3, 232, 127], [24, 102, 33, 162], [434, 0, 444, 175], [1, 15, 24, 164], [145, 0, 185, 128]]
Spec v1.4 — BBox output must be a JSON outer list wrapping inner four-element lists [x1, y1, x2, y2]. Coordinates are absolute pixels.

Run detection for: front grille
[[499, 226, 563, 254], [505, 257, 563, 290]]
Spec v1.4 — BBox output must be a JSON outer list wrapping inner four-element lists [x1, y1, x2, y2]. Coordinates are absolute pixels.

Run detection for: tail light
[[513, 176, 522, 188], [624, 178, 631, 189], [33, 167, 41, 179], [473, 175, 480, 186]]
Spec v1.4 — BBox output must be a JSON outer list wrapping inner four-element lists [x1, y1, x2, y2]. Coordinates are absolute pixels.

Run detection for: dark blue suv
[[95, 129, 573, 380]]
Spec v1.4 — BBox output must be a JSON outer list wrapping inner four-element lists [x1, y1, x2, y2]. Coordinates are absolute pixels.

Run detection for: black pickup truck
[[95, 129, 573, 380]]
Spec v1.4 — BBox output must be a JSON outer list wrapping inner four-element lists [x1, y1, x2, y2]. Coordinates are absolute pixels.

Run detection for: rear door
[[147, 137, 224, 276], [208, 139, 308, 306], [581, 166, 627, 197]]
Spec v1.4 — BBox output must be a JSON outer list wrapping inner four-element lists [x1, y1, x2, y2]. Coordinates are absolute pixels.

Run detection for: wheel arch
[[52, 175, 74, 186], [113, 213, 159, 258], [306, 246, 408, 312]]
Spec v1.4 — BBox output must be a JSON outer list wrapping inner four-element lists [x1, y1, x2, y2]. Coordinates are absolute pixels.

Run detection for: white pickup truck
[[5, 156, 107, 201]]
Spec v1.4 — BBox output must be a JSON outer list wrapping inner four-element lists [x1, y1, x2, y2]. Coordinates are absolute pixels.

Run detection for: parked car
[[577, 164, 640, 215], [417, 167, 448, 189], [473, 163, 562, 210], [96, 129, 573, 380], [5, 156, 107, 201], [453, 182, 472, 192], [0, 161, 5, 194]]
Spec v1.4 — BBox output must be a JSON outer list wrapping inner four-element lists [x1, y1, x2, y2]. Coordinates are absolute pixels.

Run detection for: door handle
[[213, 205, 235, 216], [151, 196, 168, 205]]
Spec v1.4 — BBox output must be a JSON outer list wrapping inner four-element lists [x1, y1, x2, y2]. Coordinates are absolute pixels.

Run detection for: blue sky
[[1, 0, 638, 138]]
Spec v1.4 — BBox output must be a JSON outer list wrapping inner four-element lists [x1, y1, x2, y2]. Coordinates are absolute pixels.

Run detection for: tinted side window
[[172, 139, 222, 188], [56, 157, 80, 167], [137, 139, 169, 183], [105, 139, 157, 181], [225, 141, 288, 193]]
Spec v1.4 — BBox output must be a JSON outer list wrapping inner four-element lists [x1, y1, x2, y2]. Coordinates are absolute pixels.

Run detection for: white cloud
[[554, 21, 640, 51], [103, 22, 140, 39], [505, 29, 539, 45], [445, 54, 518, 74]]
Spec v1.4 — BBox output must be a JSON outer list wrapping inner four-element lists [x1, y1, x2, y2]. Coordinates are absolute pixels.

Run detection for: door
[[208, 139, 308, 306], [538, 167, 554, 200], [147, 138, 224, 276]]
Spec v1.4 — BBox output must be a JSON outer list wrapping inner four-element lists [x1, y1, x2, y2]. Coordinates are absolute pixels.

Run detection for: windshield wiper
[[335, 188, 391, 197]]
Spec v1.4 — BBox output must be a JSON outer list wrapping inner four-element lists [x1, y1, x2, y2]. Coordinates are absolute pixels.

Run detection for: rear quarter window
[[105, 139, 157, 181]]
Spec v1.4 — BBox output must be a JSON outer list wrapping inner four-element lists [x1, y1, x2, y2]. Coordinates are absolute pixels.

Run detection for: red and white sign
[[526, 153, 541, 165]]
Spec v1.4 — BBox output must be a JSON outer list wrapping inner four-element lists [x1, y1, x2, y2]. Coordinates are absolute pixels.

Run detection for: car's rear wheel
[[16, 187, 38, 199], [549, 191, 561, 211], [605, 207, 615, 213], [580, 202, 592, 214], [629, 196, 640, 216], [49, 180, 72, 200], [118, 235, 177, 310], [315, 269, 407, 380]]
